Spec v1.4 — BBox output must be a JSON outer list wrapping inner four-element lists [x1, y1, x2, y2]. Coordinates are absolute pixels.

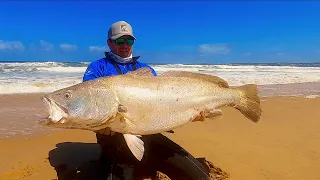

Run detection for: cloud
[[198, 44, 230, 54], [0, 40, 25, 51], [40, 40, 54, 52], [60, 43, 77, 51], [88, 46, 107, 52]]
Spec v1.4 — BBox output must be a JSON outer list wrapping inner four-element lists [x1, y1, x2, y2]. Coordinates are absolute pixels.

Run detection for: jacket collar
[[104, 52, 140, 64]]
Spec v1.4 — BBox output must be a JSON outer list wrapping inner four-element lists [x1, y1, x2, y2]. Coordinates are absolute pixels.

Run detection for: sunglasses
[[112, 38, 135, 46]]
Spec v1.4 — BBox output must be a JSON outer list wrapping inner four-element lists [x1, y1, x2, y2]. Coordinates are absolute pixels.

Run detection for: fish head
[[40, 80, 119, 130]]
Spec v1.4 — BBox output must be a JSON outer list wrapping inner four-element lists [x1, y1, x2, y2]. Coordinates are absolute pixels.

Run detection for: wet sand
[[0, 83, 319, 179]]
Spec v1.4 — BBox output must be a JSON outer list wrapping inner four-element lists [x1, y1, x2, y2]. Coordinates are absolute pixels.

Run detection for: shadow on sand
[[48, 142, 107, 180], [48, 142, 230, 180]]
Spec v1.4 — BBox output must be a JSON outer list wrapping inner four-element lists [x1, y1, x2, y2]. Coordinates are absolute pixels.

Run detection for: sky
[[0, 1, 320, 64]]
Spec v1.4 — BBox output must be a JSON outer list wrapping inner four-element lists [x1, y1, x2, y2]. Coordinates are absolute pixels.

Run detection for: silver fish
[[39, 68, 261, 161]]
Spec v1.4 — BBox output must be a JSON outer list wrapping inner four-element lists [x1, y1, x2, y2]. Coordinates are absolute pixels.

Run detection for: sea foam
[[0, 62, 319, 94]]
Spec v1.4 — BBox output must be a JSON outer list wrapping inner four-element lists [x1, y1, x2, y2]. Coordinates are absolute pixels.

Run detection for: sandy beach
[[1, 1, 320, 179], [0, 84, 320, 180]]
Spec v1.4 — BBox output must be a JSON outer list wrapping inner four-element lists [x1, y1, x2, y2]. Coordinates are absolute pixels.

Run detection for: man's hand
[[94, 127, 116, 136]]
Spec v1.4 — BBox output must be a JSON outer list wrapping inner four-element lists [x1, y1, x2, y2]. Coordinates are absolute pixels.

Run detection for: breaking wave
[[0, 61, 319, 94]]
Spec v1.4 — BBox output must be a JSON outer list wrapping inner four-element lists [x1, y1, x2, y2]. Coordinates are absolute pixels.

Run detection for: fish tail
[[234, 84, 262, 122]]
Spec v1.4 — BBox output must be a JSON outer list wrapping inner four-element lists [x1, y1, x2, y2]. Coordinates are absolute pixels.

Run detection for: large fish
[[39, 68, 261, 161]]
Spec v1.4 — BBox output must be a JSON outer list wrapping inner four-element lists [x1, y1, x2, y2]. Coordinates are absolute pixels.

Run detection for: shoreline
[[0, 80, 319, 95], [0, 96, 319, 179]]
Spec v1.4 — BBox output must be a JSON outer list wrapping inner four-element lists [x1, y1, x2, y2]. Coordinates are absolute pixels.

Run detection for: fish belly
[[124, 108, 205, 135]]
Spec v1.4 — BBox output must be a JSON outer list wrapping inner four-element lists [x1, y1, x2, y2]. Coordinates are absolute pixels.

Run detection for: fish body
[[40, 68, 261, 161], [105, 75, 255, 135]]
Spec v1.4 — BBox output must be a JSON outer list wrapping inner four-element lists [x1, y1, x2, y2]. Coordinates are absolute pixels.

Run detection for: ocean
[[0, 61, 319, 139], [0, 61, 319, 94]]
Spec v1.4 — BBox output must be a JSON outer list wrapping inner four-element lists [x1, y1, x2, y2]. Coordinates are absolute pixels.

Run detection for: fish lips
[[41, 96, 69, 124]]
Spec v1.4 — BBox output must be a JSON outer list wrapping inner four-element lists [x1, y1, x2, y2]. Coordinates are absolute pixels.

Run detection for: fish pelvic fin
[[234, 84, 262, 123], [123, 134, 145, 161]]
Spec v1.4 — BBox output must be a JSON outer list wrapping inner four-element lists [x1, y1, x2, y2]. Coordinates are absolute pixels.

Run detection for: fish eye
[[64, 92, 72, 99]]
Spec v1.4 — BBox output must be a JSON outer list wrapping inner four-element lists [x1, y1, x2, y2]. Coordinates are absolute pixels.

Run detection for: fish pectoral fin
[[166, 130, 175, 133], [123, 134, 145, 161]]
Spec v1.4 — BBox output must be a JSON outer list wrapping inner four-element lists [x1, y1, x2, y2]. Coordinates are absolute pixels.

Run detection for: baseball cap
[[108, 21, 136, 40]]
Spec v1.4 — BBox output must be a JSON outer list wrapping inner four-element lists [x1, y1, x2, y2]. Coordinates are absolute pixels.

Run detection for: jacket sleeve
[[82, 64, 99, 82], [82, 61, 111, 82]]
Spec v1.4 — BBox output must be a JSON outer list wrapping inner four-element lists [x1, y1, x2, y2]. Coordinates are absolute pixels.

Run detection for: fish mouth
[[40, 96, 69, 124]]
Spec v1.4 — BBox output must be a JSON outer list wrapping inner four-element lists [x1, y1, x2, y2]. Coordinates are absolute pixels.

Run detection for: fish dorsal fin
[[126, 67, 154, 77], [123, 134, 145, 161], [160, 71, 229, 88]]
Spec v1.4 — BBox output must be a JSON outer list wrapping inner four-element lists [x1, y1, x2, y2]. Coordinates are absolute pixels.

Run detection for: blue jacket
[[83, 53, 157, 82]]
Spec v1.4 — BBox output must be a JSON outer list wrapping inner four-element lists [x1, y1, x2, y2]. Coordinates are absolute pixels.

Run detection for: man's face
[[107, 35, 134, 58]]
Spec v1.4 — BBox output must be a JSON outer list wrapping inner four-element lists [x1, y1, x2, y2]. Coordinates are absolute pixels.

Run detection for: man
[[83, 20, 211, 180]]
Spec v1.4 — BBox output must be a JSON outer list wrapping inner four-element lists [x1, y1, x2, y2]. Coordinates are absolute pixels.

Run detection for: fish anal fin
[[205, 109, 223, 119], [126, 67, 154, 76], [160, 71, 229, 88], [123, 134, 145, 161], [192, 109, 223, 122], [118, 104, 127, 112]]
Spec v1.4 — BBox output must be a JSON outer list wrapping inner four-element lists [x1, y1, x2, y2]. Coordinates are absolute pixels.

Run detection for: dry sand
[[0, 91, 320, 179]]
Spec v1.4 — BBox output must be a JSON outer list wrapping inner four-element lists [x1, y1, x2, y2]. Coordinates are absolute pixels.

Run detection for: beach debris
[[39, 68, 262, 161]]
